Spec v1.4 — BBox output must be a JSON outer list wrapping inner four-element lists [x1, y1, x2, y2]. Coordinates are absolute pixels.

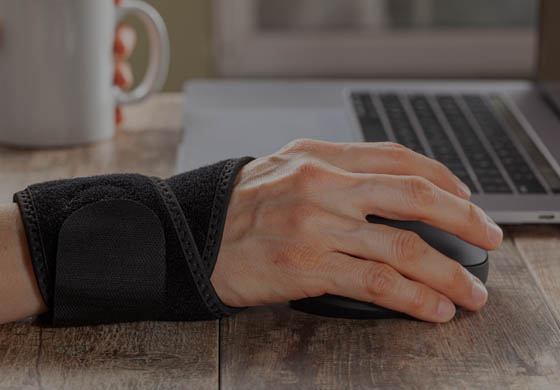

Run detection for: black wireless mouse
[[290, 215, 489, 319]]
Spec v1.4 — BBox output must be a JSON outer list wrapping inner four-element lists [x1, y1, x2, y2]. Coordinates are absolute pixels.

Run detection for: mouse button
[[420, 228, 481, 265], [464, 259, 489, 283], [422, 228, 487, 266]]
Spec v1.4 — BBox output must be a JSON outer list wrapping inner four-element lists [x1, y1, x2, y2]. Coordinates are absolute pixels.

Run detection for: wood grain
[[36, 321, 217, 390], [220, 234, 560, 390], [509, 225, 560, 325], [0, 94, 219, 390], [0, 320, 219, 390], [0, 319, 41, 390]]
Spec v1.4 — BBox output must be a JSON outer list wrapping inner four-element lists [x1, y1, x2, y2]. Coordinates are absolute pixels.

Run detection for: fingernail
[[486, 217, 503, 245], [471, 278, 488, 305], [437, 299, 456, 320], [455, 178, 471, 198]]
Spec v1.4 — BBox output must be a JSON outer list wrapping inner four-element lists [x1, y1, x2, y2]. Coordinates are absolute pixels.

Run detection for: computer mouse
[[289, 215, 489, 319]]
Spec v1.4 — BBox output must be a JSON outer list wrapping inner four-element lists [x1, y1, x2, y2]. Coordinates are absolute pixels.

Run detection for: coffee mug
[[0, 0, 169, 147]]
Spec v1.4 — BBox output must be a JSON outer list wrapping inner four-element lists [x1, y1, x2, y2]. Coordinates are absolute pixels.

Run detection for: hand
[[113, 0, 137, 125], [212, 140, 503, 323]]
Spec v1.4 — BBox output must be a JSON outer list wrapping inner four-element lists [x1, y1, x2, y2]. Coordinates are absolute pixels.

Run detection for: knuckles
[[403, 176, 438, 209], [444, 261, 469, 293], [391, 230, 428, 265], [281, 138, 320, 154], [409, 285, 428, 311], [384, 142, 413, 160], [462, 202, 490, 243], [467, 202, 483, 228], [292, 160, 325, 184], [378, 141, 409, 153], [363, 263, 397, 299], [287, 157, 345, 193]]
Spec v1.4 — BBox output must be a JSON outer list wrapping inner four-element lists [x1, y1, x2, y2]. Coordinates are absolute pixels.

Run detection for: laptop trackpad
[[179, 107, 351, 171]]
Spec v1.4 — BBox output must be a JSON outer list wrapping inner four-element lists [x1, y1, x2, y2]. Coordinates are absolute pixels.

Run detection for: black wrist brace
[[13, 157, 254, 327]]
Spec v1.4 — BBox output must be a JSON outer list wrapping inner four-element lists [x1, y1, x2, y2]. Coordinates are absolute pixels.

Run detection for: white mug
[[0, 0, 169, 147]]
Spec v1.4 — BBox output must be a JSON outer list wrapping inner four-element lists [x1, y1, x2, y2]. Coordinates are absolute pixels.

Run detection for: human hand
[[212, 139, 503, 323], [113, 0, 136, 125]]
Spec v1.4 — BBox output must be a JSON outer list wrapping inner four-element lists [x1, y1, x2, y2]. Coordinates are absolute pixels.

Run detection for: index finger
[[280, 140, 472, 200], [351, 174, 502, 251]]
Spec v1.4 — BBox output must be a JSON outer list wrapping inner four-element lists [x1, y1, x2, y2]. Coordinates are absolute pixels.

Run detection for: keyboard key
[[351, 93, 388, 142], [436, 95, 512, 194], [351, 91, 553, 196], [490, 95, 560, 194], [380, 94, 426, 155], [463, 95, 546, 194], [409, 95, 477, 194]]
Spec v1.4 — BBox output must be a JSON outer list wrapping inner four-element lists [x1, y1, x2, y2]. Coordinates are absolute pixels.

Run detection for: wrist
[[0, 205, 46, 323]]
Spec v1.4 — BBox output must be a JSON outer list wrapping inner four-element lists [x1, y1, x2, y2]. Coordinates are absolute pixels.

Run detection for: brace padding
[[13, 157, 253, 326]]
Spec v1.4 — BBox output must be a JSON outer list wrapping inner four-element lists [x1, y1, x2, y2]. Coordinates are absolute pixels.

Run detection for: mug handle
[[114, 0, 170, 105]]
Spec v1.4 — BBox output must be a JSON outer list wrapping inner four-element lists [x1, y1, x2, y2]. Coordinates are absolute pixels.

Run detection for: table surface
[[1, 93, 560, 390]]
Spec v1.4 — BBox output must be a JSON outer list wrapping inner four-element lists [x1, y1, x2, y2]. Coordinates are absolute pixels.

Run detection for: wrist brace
[[13, 157, 253, 327]]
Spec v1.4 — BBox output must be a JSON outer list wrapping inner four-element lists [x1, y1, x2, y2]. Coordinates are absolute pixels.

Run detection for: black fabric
[[54, 200, 166, 326], [13, 157, 254, 326], [166, 159, 246, 277]]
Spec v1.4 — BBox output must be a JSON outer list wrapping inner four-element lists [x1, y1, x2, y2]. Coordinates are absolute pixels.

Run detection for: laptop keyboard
[[463, 95, 545, 194], [435, 95, 511, 194], [410, 95, 478, 193], [350, 92, 554, 195], [380, 94, 426, 155]]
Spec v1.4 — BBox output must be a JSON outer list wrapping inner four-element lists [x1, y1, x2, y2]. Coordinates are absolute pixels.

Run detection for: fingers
[[276, 139, 500, 250], [325, 219, 487, 311], [114, 24, 136, 91], [342, 142, 472, 199], [324, 252, 457, 323], [114, 60, 134, 90], [280, 139, 471, 200], [114, 24, 136, 60], [113, 22, 135, 126], [349, 174, 502, 251]]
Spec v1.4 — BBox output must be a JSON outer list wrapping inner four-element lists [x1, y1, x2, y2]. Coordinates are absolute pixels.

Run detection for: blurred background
[[128, 0, 539, 92]]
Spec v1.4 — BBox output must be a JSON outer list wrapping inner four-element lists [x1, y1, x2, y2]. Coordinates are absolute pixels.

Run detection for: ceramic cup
[[0, 0, 169, 147]]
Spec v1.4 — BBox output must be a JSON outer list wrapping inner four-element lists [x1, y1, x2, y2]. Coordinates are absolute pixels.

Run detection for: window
[[213, 0, 538, 78]]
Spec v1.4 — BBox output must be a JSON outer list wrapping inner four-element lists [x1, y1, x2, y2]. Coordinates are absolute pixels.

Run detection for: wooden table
[[1, 93, 560, 390]]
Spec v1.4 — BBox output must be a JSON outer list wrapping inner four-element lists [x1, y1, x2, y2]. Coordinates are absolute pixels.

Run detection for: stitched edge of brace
[[201, 157, 254, 276], [149, 177, 240, 318], [13, 189, 52, 307]]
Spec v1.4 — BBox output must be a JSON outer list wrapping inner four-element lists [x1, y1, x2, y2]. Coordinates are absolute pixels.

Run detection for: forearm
[[0, 204, 46, 324]]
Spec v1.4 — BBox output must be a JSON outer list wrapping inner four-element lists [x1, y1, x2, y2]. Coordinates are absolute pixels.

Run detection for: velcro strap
[[53, 200, 166, 326]]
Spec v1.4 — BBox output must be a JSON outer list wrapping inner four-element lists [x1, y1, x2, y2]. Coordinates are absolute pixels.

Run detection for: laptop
[[177, 1, 560, 224]]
